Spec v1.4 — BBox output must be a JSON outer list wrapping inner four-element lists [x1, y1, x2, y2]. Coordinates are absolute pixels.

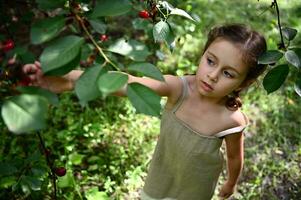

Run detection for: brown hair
[[202, 24, 267, 110]]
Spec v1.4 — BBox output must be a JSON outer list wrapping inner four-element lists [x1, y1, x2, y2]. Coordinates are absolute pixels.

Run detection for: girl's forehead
[[205, 38, 248, 73]]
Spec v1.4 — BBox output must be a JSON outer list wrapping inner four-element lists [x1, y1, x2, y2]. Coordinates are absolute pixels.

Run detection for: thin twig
[[74, 14, 119, 71], [37, 132, 57, 200]]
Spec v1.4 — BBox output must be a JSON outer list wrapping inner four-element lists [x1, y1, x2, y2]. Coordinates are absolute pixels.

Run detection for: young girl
[[23, 24, 267, 199]]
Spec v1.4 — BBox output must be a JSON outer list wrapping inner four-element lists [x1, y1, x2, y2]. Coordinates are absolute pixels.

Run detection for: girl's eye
[[223, 71, 234, 78], [207, 58, 215, 66]]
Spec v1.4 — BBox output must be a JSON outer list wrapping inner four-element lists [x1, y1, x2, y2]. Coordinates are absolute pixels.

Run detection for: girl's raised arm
[[114, 74, 180, 99], [22, 62, 181, 102]]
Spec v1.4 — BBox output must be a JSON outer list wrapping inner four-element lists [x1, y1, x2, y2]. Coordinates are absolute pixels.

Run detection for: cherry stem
[[37, 132, 57, 200], [74, 14, 119, 71]]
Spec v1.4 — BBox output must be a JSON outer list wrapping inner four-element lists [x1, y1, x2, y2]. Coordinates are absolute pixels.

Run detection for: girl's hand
[[22, 61, 43, 85], [22, 61, 74, 93], [218, 181, 235, 199]]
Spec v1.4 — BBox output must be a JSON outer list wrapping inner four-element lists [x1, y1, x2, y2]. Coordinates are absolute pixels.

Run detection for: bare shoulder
[[227, 108, 249, 127], [164, 75, 183, 106]]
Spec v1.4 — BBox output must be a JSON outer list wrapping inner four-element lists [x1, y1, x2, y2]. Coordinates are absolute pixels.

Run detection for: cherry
[[18, 76, 31, 86], [3, 39, 14, 52], [55, 167, 67, 177], [138, 10, 150, 19], [100, 34, 108, 42]]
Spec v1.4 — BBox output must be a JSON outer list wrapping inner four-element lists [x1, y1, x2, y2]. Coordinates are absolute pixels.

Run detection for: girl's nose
[[207, 69, 219, 82]]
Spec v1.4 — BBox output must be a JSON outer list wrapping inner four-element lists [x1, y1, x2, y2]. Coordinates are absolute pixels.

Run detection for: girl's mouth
[[201, 81, 214, 91]]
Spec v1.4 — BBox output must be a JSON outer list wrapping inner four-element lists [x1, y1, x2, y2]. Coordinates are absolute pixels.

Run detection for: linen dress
[[141, 77, 247, 200]]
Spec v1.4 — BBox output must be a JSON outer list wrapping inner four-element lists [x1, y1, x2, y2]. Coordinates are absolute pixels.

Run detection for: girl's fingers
[[22, 64, 33, 74], [34, 61, 41, 69], [27, 74, 37, 82], [23, 64, 38, 74], [23, 61, 41, 75]]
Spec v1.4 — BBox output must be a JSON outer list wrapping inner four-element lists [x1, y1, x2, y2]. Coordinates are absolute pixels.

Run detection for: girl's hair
[[202, 24, 267, 110]]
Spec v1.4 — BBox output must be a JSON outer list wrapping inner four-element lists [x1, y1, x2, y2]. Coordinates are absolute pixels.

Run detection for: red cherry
[[18, 76, 31, 86], [100, 34, 108, 42], [138, 10, 150, 19], [55, 167, 66, 177], [3, 39, 14, 52]]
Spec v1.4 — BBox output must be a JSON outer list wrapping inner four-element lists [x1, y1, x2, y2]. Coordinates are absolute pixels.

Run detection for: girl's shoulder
[[164, 75, 191, 107], [223, 108, 249, 129]]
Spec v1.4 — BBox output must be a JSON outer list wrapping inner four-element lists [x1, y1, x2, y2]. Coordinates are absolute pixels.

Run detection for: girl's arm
[[219, 132, 244, 199], [23, 62, 181, 102], [114, 74, 180, 99]]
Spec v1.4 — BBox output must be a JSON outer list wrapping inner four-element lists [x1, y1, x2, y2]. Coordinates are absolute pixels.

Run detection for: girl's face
[[196, 38, 249, 99]]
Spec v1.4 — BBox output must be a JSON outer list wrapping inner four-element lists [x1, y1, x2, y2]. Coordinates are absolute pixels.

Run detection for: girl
[[23, 24, 267, 199]]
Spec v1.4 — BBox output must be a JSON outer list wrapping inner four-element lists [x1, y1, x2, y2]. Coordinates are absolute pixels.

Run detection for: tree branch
[[273, 0, 286, 50]]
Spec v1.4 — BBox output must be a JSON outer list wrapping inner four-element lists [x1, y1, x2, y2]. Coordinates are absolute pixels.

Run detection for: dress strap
[[214, 112, 249, 138], [214, 125, 246, 138], [172, 76, 188, 113]]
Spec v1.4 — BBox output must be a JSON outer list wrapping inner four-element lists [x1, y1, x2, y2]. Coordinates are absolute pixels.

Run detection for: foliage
[[0, 0, 300, 199]]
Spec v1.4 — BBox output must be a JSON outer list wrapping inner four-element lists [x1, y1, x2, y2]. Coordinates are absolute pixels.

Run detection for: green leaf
[[40, 35, 84, 75], [57, 171, 75, 188], [165, 27, 176, 52], [88, 19, 107, 34], [91, 0, 131, 17], [16, 86, 59, 106], [22, 176, 42, 191], [285, 50, 300, 68], [0, 163, 18, 176], [108, 39, 150, 61], [19, 51, 36, 63], [45, 50, 81, 76], [153, 21, 170, 43], [170, 8, 196, 22], [127, 83, 161, 117], [159, 1, 174, 11], [294, 72, 301, 97], [128, 62, 164, 81], [69, 153, 84, 165], [258, 50, 283, 65], [85, 187, 110, 200], [75, 65, 107, 104], [11, 46, 36, 63], [263, 64, 289, 94], [282, 27, 297, 41], [30, 16, 65, 45], [35, 0, 65, 10], [97, 72, 128, 95], [1, 94, 48, 134], [0, 176, 16, 188]]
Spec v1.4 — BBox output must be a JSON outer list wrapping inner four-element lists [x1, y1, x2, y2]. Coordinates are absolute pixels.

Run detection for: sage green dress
[[141, 77, 247, 200]]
